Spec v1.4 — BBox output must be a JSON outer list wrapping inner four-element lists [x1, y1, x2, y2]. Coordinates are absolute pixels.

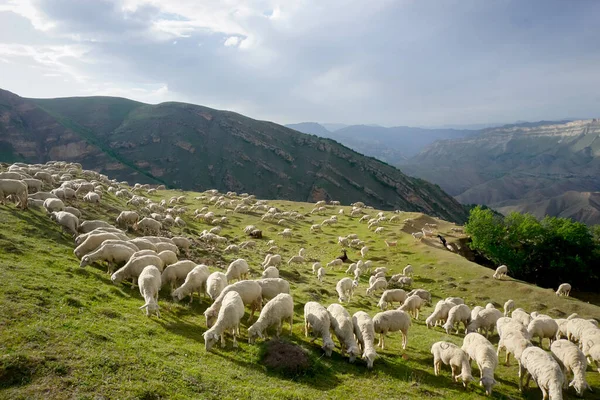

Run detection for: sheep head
[[203, 331, 219, 351], [480, 377, 497, 396]]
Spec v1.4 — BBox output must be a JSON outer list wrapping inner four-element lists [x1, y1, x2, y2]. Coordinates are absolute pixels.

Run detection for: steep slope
[[402, 119, 600, 223], [285, 122, 333, 138], [0, 89, 468, 222]]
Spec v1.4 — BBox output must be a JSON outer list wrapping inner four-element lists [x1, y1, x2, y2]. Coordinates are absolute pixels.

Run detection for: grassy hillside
[[1, 179, 599, 399], [0, 88, 468, 223]]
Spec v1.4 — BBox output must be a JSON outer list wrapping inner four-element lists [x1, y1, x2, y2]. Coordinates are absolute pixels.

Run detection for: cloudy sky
[[1, 0, 599, 127]]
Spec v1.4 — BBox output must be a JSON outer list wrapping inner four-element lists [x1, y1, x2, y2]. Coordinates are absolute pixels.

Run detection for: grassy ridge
[[0, 188, 599, 399]]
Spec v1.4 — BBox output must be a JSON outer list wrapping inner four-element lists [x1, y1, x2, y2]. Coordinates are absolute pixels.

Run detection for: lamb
[[74, 232, 127, 259], [203, 291, 245, 351], [550, 339, 591, 396], [161, 260, 197, 290], [504, 299, 515, 317], [399, 294, 424, 319], [336, 277, 356, 303], [261, 266, 279, 279], [512, 308, 533, 328], [327, 258, 344, 268], [83, 192, 100, 203], [204, 280, 263, 327], [224, 244, 239, 253], [527, 317, 559, 349], [519, 346, 565, 400], [225, 258, 249, 282], [556, 283, 571, 297], [407, 289, 432, 305], [461, 333, 498, 396], [116, 211, 139, 229], [360, 246, 369, 257], [426, 300, 454, 329], [49, 211, 79, 236], [304, 302, 336, 357], [287, 255, 305, 265], [262, 254, 282, 269], [79, 243, 136, 273], [256, 278, 290, 301], [443, 304, 472, 334], [377, 289, 407, 310], [277, 228, 292, 239], [317, 267, 326, 282], [310, 224, 322, 233], [78, 220, 114, 233], [205, 271, 228, 300], [467, 308, 503, 338], [431, 341, 474, 387], [0, 179, 28, 209], [248, 293, 294, 343], [403, 265, 413, 276], [312, 262, 322, 275], [352, 311, 378, 369], [136, 217, 162, 235], [373, 310, 411, 350], [43, 198, 64, 213], [111, 254, 164, 286], [493, 264, 508, 279], [366, 277, 388, 296], [137, 265, 162, 317], [327, 304, 360, 362], [172, 264, 210, 304]]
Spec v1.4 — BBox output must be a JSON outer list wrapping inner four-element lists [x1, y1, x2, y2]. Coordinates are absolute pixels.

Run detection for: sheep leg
[[402, 331, 407, 350], [220, 333, 226, 348], [433, 359, 440, 376], [232, 327, 238, 348], [189, 292, 194, 305], [505, 351, 510, 366], [275, 322, 282, 338], [304, 320, 309, 337], [451, 365, 458, 381], [540, 387, 548, 400]]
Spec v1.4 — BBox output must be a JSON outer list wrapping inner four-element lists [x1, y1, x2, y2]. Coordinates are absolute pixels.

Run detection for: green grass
[[0, 185, 599, 400]]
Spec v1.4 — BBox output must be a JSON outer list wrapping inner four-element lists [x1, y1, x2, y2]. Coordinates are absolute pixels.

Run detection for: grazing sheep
[[493, 264, 508, 279], [203, 291, 245, 351], [83, 192, 100, 203], [0, 179, 28, 209], [224, 244, 240, 253], [287, 255, 305, 265], [261, 266, 279, 279], [206, 271, 228, 300], [566, 318, 597, 343], [137, 265, 161, 317], [79, 243, 136, 273], [519, 346, 565, 400], [327, 303, 360, 362], [262, 254, 282, 269], [49, 211, 79, 236], [317, 267, 326, 282], [78, 220, 114, 233], [373, 310, 411, 350], [504, 299, 515, 317], [366, 277, 388, 296], [225, 258, 249, 282], [467, 308, 503, 338], [550, 339, 591, 396], [336, 277, 356, 303], [172, 265, 210, 304], [445, 297, 465, 306], [43, 198, 64, 213], [256, 278, 290, 301], [204, 280, 263, 327], [116, 211, 139, 229], [304, 302, 335, 357], [377, 289, 408, 310], [426, 300, 454, 329], [129, 238, 158, 252], [527, 318, 559, 349], [403, 265, 413, 276], [352, 311, 378, 369], [312, 262, 322, 275], [157, 250, 178, 267], [154, 242, 179, 255], [360, 246, 369, 257], [408, 289, 432, 305], [74, 232, 127, 259], [248, 293, 294, 343], [462, 333, 498, 396], [497, 318, 530, 341], [512, 308, 533, 328], [443, 304, 472, 334], [497, 330, 533, 366], [399, 294, 424, 320], [161, 260, 197, 290], [111, 254, 164, 286], [556, 283, 571, 297], [136, 217, 162, 235], [431, 341, 474, 387], [327, 258, 344, 268]]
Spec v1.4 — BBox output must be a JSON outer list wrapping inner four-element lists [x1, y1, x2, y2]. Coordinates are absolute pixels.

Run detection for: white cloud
[[224, 36, 240, 47]]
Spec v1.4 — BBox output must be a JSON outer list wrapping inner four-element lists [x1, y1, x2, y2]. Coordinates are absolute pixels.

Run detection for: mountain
[[0, 88, 468, 222], [321, 123, 348, 132], [402, 119, 600, 224], [286, 123, 478, 165]]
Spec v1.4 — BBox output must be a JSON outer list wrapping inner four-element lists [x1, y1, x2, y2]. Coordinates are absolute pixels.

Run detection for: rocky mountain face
[[0, 88, 468, 222], [402, 119, 600, 224]]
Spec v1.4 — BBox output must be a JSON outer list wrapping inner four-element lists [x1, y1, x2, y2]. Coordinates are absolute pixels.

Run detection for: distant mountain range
[[0, 88, 468, 222]]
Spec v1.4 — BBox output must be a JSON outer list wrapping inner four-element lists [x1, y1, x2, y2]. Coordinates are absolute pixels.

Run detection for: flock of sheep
[[1, 160, 598, 399]]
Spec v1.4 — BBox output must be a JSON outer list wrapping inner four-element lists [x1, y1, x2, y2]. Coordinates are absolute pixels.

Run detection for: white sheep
[[75, 232, 129, 259], [317, 267, 326, 282], [206, 271, 228, 300], [373, 309, 411, 350], [377, 289, 408, 310], [44, 198, 64, 213], [204, 280, 263, 327], [312, 262, 322, 275], [49, 211, 79, 236], [336, 277, 355, 303], [550, 339, 591, 396], [224, 244, 239, 253], [360, 246, 369, 257], [138, 265, 161, 317], [304, 302, 336, 357], [566, 318, 597, 343], [136, 217, 162, 235], [403, 265, 413, 276], [399, 294, 424, 319], [492, 264, 508, 279], [443, 304, 472, 334], [327, 258, 343, 268], [108, 255, 158, 290], [225, 258, 249, 282], [157, 250, 178, 267], [298, 248, 306, 258], [116, 211, 139, 229], [519, 346, 565, 399], [527, 318, 559, 349], [256, 278, 290, 301], [366, 277, 387, 296], [161, 260, 197, 290], [467, 308, 503, 338], [78, 220, 114, 234], [512, 308, 532, 328], [172, 264, 210, 304], [408, 289, 432, 305], [497, 330, 532, 367], [261, 266, 279, 279], [426, 300, 454, 329], [462, 332, 498, 396], [287, 255, 305, 265], [262, 254, 282, 269], [327, 303, 360, 363], [83, 191, 100, 203], [497, 318, 530, 340], [556, 283, 571, 297], [445, 297, 465, 306], [0, 179, 28, 209], [248, 293, 294, 343], [203, 291, 245, 351], [431, 341, 473, 387], [352, 311, 378, 369], [79, 243, 136, 273], [503, 299, 515, 317]]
